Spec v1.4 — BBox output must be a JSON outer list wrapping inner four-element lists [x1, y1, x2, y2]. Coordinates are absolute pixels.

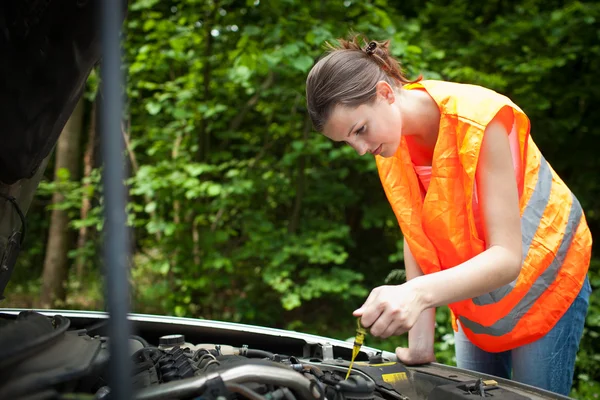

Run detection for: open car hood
[[0, 1, 102, 186], [0, 0, 124, 300]]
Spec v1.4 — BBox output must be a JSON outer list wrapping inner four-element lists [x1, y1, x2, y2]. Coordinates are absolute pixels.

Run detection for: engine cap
[[159, 334, 185, 347]]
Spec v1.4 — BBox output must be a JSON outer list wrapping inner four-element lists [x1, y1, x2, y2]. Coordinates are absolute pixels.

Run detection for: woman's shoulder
[[420, 79, 510, 100], [419, 80, 527, 124]]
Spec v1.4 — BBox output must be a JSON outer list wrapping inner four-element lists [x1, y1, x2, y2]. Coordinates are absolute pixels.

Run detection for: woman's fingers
[[355, 287, 382, 327], [380, 315, 403, 339], [370, 305, 410, 338], [369, 306, 394, 337]]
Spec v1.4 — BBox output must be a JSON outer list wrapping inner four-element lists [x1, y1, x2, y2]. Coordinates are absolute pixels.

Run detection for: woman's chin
[[379, 143, 400, 158]]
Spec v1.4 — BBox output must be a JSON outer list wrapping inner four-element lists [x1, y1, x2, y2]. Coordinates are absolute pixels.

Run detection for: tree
[[39, 98, 84, 308]]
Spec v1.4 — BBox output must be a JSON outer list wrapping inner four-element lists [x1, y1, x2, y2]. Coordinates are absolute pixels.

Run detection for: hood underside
[[0, 0, 129, 300], [0, 0, 102, 186]]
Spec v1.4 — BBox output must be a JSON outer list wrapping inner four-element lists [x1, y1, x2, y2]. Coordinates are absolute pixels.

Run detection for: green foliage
[[6, 0, 599, 397], [116, 0, 420, 324]]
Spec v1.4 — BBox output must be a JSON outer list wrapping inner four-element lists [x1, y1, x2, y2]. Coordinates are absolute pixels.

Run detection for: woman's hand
[[354, 283, 436, 365], [353, 281, 427, 339]]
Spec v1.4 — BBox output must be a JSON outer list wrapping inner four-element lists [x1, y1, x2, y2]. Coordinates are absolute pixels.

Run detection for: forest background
[[3, 0, 599, 397]]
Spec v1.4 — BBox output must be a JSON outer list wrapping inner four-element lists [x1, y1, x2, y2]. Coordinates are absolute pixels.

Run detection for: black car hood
[[0, 0, 102, 186], [0, 0, 128, 299]]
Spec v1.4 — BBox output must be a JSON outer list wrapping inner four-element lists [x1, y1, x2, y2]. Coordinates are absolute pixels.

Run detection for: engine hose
[[130, 334, 150, 347], [282, 387, 298, 400], [243, 348, 275, 359], [225, 383, 267, 400], [134, 364, 323, 400], [302, 364, 324, 378]]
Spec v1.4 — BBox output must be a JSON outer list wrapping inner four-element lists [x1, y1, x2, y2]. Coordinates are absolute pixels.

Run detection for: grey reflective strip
[[459, 192, 582, 336], [473, 157, 552, 306]]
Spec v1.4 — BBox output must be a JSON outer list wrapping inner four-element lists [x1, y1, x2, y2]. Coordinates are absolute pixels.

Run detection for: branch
[[121, 121, 139, 173], [228, 71, 275, 132]]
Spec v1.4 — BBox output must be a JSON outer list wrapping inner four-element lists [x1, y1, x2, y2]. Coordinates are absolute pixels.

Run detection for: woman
[[305, 35, 592, 395]]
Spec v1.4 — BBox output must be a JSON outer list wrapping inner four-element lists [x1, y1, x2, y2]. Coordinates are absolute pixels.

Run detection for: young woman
[[305, 35, 592, 395]]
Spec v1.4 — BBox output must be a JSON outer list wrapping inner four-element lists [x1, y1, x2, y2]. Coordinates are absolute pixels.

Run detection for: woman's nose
[[353, 141, 368, 156], [346, 137, 368, 156]]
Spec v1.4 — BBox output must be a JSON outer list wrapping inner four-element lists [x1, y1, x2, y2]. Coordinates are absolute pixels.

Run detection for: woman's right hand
[[395, 346, 436, 365]]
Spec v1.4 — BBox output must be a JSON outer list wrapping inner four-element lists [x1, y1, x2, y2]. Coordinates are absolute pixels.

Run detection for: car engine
[[0, 311, 418, 400], [0, 311, 544, 400]]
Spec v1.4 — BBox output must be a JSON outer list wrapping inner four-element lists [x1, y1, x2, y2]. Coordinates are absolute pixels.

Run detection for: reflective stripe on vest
[[472, 156, 553, 306], [461, 191, 582, 335], [376, 80, 592, 352]]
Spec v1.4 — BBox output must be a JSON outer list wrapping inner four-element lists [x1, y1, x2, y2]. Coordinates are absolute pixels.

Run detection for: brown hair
[[306, 34, 421, 132]]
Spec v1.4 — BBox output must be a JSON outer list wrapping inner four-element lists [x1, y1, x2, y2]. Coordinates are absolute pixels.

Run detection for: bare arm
[[414, 107, 522, 309], [397, 237, 436, 363]]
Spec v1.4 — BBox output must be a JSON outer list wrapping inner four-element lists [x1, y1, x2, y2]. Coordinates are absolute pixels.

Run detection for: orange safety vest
[[376, 80, 592, 353]]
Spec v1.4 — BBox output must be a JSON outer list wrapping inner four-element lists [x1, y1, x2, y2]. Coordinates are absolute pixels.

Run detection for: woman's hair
[[306, 34, 421, 132]]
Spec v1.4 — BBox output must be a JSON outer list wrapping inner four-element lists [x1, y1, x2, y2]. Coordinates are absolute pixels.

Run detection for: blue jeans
[[454, 276, 592, 396]]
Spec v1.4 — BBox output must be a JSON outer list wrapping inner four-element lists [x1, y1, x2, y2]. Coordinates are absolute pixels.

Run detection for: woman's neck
[[398, 88, 441, 166]]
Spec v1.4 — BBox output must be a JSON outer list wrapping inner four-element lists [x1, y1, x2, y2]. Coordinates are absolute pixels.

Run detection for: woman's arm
[[414, 107, 522, 309], [395, 238, 436, 363], [355, 108, 522, 336]]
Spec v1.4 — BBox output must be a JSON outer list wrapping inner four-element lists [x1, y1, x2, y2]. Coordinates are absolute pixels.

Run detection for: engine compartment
[[0, 310, 565, 400]]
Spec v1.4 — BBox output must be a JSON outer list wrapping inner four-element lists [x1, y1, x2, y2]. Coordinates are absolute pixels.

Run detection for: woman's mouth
[[371, 144, 382, 156]]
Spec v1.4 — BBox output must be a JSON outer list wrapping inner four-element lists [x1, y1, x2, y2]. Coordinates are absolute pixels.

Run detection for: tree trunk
[[39, 98, 84, 308], [75, 99, 97, 281]]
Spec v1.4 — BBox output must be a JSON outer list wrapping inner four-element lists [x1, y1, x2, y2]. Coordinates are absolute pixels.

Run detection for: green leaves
[[305, 26, 333, 46], [131, 0, 160, 11], [291, 55, 314, 73], [146, 102, 161, 115]]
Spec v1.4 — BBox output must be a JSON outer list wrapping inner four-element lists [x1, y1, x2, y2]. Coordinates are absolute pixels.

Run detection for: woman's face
[[322, 82, 403, 158]]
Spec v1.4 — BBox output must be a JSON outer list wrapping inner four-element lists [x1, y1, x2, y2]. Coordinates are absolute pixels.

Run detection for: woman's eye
[[355, 125, 366, 135]]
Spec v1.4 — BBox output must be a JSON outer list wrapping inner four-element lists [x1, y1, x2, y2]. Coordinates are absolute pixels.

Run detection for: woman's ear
[[375, 81, 395, 104]]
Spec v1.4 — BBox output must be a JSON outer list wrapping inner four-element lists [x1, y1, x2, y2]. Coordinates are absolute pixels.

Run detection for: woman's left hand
[[353, 281, 426, 339]]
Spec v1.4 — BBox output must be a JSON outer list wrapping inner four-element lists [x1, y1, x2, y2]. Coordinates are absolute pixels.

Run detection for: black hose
[[290, 364, 324, 379], [130, 335, 150, 347], [301, 364, 324, 378], [245, 349, 275, 359], [83, 319, 109, 336]]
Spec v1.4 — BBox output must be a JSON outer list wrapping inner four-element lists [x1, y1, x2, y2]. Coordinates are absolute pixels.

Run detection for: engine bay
[[0, 310, 563, 400]]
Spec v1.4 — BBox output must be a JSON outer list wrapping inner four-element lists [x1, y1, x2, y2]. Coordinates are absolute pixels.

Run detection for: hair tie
[[365, 41, 377, 55]]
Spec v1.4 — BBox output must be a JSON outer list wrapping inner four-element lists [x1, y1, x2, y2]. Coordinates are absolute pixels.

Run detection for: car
[[0, 2, 572, 399]]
